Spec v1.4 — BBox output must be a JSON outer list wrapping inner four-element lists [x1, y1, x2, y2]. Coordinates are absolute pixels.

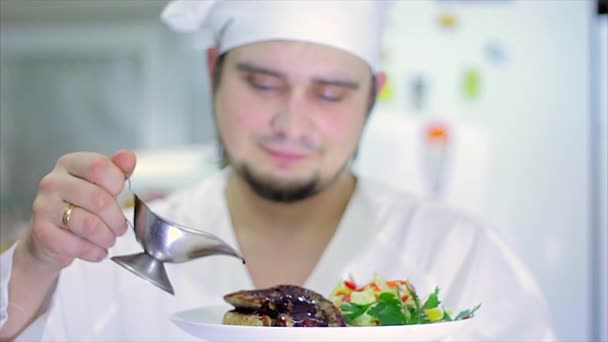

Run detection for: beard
[[218, 130, 352, 203], [236, 163, 322, 203], [230, 156, 352, 204]]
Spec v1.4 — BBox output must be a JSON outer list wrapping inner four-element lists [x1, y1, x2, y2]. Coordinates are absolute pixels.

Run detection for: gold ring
[[62, 203, 75, 229]]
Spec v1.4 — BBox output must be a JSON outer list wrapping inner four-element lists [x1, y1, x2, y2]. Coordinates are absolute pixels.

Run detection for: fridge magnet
[[421, 121, 452, 199], [437, 11, 459, 31], [462, 68, 481, 101], [408, 74, 429, 112], [378, 73, 394, 102], [485, 39, 509, 66]]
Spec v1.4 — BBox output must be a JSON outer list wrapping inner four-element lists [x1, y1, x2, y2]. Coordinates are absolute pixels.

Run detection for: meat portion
[[222, 311, 273, 326], [222, 285, 346, 327]]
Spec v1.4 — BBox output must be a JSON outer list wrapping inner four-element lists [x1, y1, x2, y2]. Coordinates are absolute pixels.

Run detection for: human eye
[[247, 73, 281, 91], [316, 85, 346, 102]]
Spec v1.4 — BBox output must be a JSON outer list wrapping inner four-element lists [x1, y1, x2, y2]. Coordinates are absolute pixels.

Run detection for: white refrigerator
[[353, 1, 605, 341]]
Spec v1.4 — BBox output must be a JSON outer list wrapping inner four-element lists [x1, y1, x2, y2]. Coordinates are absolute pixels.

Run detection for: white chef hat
[[161, 0, 391, 72]]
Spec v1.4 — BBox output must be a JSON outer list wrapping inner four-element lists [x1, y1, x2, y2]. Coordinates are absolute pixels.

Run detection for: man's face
[[213, 41, 374, 202]]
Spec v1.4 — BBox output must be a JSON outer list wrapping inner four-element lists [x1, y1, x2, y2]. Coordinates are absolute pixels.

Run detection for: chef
[[0, 1, 554, 340]]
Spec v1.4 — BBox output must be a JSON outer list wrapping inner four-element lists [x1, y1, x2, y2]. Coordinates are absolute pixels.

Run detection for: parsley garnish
[[422, 287, 441, 309], [340, 302, 372, 325], [453, 303, 481, 320], [367, 292, 406, 325], [405, 282, 422, 324]]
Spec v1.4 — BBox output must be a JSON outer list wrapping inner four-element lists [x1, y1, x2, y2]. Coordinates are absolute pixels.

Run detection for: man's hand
[[26, 150, 137, 271], [0, 150, 137, 340]]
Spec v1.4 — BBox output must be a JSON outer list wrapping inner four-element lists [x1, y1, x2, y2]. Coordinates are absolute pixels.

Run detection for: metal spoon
[[111, 180, 245, 295]]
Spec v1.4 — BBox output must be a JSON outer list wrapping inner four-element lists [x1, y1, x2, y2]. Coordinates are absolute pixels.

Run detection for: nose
[[270, 94, 314, 138]]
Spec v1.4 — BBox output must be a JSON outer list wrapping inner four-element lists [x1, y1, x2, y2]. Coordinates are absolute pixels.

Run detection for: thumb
[[111, 149, 137, 178]]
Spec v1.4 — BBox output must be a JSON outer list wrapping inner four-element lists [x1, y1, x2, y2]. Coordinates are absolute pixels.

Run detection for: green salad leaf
[[367, 292, 406, 325], [340, 302, 372, 325], [330, 277, 481, 327], [422, 287, 441, 309], [405, 282, 422, 324], [453, 303, 482, 320]]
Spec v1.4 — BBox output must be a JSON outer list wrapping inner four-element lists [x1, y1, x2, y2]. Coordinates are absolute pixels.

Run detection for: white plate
[[171, 305, 470, 341]]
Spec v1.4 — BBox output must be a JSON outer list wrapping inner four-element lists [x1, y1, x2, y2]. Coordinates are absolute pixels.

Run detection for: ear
[[374, 71, 387, 96], [207, 46, 220, 81]]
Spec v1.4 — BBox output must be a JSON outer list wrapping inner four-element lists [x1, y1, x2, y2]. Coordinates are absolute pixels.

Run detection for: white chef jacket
[[0, 168, 554, 341]]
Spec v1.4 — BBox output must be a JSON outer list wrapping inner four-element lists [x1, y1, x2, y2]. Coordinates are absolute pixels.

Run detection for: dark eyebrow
[[313, 78, 360, 90], [236, 62, 286, 79]]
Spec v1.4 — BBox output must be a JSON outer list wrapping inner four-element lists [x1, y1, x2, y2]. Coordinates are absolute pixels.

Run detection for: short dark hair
[[211, 52, 378, 167]]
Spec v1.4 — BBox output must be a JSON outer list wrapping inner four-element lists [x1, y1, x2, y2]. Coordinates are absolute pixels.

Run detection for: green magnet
[[463, 69, 481, 100]]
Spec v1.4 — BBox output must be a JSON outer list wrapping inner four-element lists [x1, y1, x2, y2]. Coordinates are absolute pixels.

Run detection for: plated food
[[329, 275, 480, 326], [222, 285, 345, 327], [221, 275, 480, 328]]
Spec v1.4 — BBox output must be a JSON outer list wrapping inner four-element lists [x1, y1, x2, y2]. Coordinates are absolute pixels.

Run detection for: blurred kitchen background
[[0, 0, 606, 340]]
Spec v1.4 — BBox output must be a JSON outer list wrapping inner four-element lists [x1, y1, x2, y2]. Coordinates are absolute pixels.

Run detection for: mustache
[[255, 133, 324, 154]]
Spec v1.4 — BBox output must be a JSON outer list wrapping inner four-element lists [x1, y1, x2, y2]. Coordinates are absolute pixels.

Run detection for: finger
[[49, 173, 128, 237], [31, 220, 108, 263], [56, 152, 126, 197], [61, 202, 116, 250], [33, 193, 121, 246], [111, 149, 137, 178]]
